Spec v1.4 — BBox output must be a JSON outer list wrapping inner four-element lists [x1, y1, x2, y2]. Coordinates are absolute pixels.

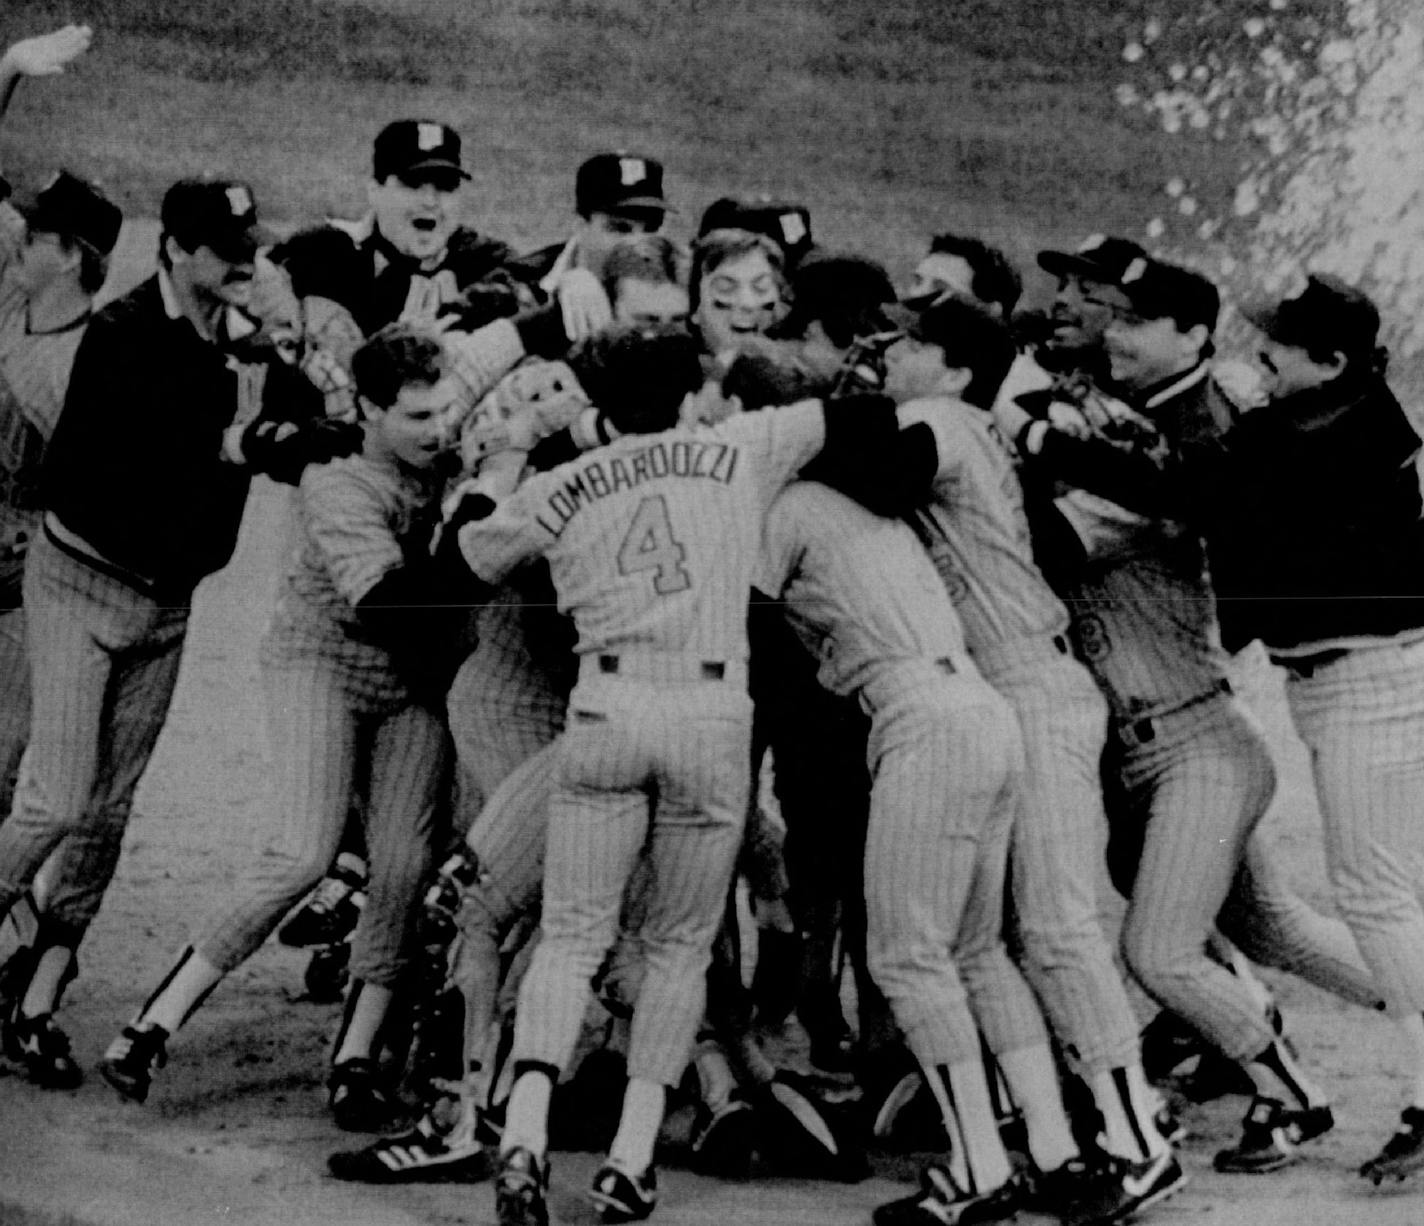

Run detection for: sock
[[1246, 1037, 1327, 1111], [693, 1040, 740, 1112], [333, 981, 393, 1065], [20, 946, 74, 1018], [502, 1065, 555, 1158], [140, 947, 223, 1035], [608, 1077, 666, 1174], [996, 1044, 1080, 1173], [922, 1060, 1013, 1195], [1090, 1065, 1168, 1161]]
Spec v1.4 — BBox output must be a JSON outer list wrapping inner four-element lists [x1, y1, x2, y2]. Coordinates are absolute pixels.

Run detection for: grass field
[[1, 0, 1235, 289]]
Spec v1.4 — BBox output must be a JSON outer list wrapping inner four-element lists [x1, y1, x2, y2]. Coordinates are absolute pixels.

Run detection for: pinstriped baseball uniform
[[1056, 424, 1371, 1062], [191, 452, 449, 987], [458, 401, 825, 1087], [895, 394, 1142, 1074], [759, 480, 1046, 1074]]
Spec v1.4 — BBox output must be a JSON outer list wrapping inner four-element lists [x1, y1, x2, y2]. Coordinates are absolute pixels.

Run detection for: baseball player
[[0, 26, 124, 1088], [0, 177, 353, 1084], [506, 151, 673, 343], [96, 324, 470, 1129], [1006, 258, 1382, 1177], [760, 475, 1100, 1226], [1023, 270, 1424, 1184], [877, 295, 1186, 1223], [439, 324, 900, 1226], [901, 231, 1023, 319]]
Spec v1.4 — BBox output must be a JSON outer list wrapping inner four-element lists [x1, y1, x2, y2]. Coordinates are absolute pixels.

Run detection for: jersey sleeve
[[756, 486, 809, 597], [726, 399, 827, 496], [896, 399, 964, 485], [301, 462, 405, 607], [455, 471, 558, 585]]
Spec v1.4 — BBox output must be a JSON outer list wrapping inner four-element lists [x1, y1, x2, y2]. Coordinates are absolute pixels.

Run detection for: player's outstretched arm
[[0, 23, 92, 125]]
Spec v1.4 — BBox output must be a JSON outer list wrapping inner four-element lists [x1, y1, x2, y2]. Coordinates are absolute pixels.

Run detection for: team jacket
[[273, 221, 522, 336], [42, 276, 321, 596], [1024, 366, 1424, 652]]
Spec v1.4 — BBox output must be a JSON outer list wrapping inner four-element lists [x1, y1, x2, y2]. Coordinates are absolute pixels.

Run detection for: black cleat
[[97, 1023, 169, 1103], [327, 1056, 405, 1132], [495, 1146, 550, 1226], [590, 1161, 658, 1223], [1214, 1095, 1334, 1174], [327, 1111, 492, 1183], [1360, 1107, 1424, 1185], [688, 1089, 758, 1177], [873, 1164, 1021, 1226], [2, 1009, 82, 1089], [1062, 1146, 1187, 1226], [278, 854, 367, 948]]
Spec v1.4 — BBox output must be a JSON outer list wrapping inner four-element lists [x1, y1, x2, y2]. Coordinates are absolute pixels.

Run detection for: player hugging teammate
[[7, 17, 1424, 1226]]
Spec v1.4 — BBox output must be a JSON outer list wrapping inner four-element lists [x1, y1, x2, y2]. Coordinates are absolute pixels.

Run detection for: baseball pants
[[984, 645, 1143, 1073], [0, 531, 187, 942], [863, 660, 1048, 1071], [1284, 636, 1424, 1015], [511, 657, 753, 1088], [193, 647, 448, 988]]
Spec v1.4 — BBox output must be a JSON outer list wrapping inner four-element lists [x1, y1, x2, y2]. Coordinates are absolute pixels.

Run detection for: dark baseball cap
[[160, 178, 272, 263], [1115, 255, 1220, 332], [16, 170, 123, 257], [1037, 234, 1148, 284], [575, 152, 669, 218], [1242, 272, 1380, 357], [372, 119, 470, 183], [698, 196, 813, 264]]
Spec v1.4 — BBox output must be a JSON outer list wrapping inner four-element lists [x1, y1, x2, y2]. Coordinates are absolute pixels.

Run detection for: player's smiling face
[[369, 170, 464, 265], [695, 248, 784, 357], [1050, 275, 1129, 353], [367, 374, 464, 470], [1103, 310, 1201, 391]]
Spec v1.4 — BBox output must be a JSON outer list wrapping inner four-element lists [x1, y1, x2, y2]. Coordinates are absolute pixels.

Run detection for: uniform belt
[[593, 653, 732, 683], [43, 514, 162, 597], [1115, 679, 1232, 748], [1271, 647, 1352, 679]]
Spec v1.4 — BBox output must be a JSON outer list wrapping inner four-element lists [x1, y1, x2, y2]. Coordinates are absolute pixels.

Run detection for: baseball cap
[[698, 196, 813, 265], [575, 153, 669, 219], [15, 169, 123, 257], [1242, 272, 1380, 357], [160, 178, 273, 263], [1115, 256, 1220, 332], [1037, 234, 1148, 284], [372, 119, 471, 183]]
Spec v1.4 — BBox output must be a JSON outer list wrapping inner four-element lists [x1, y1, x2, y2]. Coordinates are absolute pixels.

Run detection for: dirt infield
[[0, 479, 1421, 1226]]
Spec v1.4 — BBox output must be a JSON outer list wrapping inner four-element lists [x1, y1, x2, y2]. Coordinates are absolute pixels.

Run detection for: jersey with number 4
[[457, 401, 827, 660]]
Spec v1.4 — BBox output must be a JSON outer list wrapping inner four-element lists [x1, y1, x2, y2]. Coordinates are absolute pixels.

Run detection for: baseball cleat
[[1360, 1107, 1424, 1185], [495, 1146, 550, 1226], [301, 942, 350, 1003], [688, 1088, 758, 1177], [1213, 1095, 1334, 1173], [97, 1023, 169, 1103], [2, 1009, 83, 1090], [1061, 1146, 1187, 1226], [872, 1163, 1022, 1226], [278, 853, 367, 948], [327, 1056, 405, 1133], [1025, 1154, 1101, 1214], [590, 1161, 658, 1222], [327, 1111, 492, 1183]]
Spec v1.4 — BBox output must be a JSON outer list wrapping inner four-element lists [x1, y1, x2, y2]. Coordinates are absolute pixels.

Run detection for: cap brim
[[605, 196, 674, 216], [207, 222, 278, 264], [1036, 249, 1115, 281], [398, 159, 473, 181]]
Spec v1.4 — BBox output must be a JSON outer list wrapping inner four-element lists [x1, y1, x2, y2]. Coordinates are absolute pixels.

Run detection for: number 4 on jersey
[[618, 494, 692, 594]]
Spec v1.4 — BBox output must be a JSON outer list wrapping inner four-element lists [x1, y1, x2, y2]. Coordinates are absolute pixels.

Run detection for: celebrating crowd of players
[[4, 21, 1424, 1226]]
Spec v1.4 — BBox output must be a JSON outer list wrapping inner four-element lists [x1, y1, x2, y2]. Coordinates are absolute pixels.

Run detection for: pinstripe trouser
[[1284, 636, 1424, 1016], [0, 606, 29, 817], [0, 530, 188, 942], [511, 663, 753, 1087], [985, 647, 1144, 1073], [863, 660, 1046, 1070], [193, 643, 449, 988]]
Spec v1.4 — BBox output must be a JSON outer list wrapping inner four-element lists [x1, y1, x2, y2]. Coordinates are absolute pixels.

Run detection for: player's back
[[760, 481, 967, 697], [467, 402, 825, 663]]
